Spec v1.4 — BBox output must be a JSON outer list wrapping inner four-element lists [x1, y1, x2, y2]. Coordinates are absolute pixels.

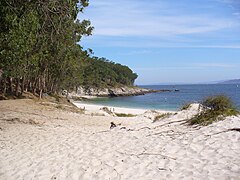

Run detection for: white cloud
[[79, 0, 240, 49], [82, 35, 240, 49], [80, 0, 239, 37]]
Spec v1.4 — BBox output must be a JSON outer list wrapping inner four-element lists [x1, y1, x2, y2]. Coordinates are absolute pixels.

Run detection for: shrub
[[188, 95, 239, 126]]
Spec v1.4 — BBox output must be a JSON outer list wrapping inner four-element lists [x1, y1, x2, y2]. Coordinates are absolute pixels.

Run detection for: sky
[[78, 0, 240, 85]]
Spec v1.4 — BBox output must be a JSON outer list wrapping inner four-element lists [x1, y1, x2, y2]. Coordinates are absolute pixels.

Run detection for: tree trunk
[[39, 88, 43, 99], [25, 80, 29, 92], [15, 78, 20, 96], [9, 77, 14, 94], [0, 76, 2, 93], [21, 76, 25, 95], [43, 72, 46, 94], [33, 88, 36, 95], [3, 78, 7, 94], [50, 82, 54, 93], [38, 77, 42, 98], [33, 78, 38, 95]]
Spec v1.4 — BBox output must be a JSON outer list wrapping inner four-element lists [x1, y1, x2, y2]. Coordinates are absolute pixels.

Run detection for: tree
[[0, 0, 93, 97], [0, 0, 138, 97]]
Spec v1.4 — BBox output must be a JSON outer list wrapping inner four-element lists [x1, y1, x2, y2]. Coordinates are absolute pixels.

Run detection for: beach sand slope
[[0, 99, 239, 180]]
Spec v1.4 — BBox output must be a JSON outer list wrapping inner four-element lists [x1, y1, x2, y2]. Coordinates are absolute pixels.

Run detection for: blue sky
[[78, 0, 240, 85]]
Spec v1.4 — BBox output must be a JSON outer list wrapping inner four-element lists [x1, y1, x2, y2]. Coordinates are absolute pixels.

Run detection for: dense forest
[[0, 0, 138, 98]]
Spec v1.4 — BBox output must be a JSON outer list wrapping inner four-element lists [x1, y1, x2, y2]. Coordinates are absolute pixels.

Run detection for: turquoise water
[[79, 84, 240, 111]]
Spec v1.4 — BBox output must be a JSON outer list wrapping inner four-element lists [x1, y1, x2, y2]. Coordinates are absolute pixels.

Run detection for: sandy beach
[[0, 99, 239, 179], [72, 101, 173, 115]]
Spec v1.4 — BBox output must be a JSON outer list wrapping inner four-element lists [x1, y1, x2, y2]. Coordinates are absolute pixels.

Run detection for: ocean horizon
[[79, 84, 240, 111]]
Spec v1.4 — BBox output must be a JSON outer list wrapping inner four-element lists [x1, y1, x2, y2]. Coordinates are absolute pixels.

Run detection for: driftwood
[[120, 119, 188, 133], [117, 150, 176, 160], [91, 130, 110, 135], [230, 128, 240, 132], [153, 119, 187, 129], [146, 130, 175, 137], [158, 168, 170, 171], [207, 128, 240, 137], [127, 126, 151, 131]]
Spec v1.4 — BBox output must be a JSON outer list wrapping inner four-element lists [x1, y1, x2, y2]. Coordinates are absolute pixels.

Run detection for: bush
[[188, 95, 239, 126]]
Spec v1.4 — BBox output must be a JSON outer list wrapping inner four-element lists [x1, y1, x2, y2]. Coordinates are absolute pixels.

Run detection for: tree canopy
[[0, 0, 138, 98]]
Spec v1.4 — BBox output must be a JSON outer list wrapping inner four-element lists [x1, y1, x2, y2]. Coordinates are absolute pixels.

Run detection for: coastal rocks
[[69, 86, 170, 99]]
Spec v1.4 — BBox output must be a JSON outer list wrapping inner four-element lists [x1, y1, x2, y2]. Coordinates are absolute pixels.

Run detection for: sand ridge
[[0, 99, 239, 179]]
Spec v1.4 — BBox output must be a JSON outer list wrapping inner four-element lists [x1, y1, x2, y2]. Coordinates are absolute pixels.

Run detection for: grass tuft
[[115, 113, 136, 117], [153, 113, 172, 122], [180, 103, 192, 110], [188, 95, 239, 126], [101, 107, 115, 115]]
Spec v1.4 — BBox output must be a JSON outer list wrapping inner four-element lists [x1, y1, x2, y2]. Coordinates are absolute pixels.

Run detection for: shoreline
[[73, 101, 173, 115]]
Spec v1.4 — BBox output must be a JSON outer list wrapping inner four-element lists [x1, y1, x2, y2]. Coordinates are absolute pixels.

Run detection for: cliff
[[68, 86, 170, 100]]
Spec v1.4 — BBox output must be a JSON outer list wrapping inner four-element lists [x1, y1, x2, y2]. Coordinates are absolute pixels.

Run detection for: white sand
[[0, 99, 239, 180], [73, 101, 172, 115]]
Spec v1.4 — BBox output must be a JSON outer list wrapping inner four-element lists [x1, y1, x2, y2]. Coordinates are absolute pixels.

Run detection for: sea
[[80, 84, 240, 111]]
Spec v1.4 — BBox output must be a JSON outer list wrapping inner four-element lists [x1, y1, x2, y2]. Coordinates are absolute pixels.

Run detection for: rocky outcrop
[[68, 86, 171, 99]]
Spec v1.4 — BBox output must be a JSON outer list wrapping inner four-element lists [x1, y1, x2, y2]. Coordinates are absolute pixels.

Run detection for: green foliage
[[82, 57, 138, 88], [0, 0, 137, 97], [202, 95, 235, 111], [188, 95, 239, 126]]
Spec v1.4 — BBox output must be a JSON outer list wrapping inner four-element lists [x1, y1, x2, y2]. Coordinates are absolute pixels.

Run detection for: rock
[[68, 86, 172, 98]]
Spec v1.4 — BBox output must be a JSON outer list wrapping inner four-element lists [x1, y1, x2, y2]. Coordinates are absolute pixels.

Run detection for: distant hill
[[218, 79, 240, 84]]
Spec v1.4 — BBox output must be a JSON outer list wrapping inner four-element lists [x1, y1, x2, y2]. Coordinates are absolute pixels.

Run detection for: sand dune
[[0, 99, 239, 179]]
